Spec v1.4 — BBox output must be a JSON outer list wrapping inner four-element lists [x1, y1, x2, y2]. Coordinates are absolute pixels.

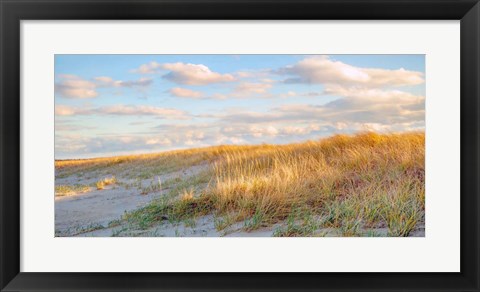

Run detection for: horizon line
[[55, 129, 425, 162]]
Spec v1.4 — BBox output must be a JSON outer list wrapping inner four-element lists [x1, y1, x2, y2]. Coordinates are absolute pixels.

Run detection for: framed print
[[1, 0, 479, 291]]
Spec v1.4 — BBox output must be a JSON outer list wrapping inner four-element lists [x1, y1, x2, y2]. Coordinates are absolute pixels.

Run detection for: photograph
[[54, 54, 425, 237]]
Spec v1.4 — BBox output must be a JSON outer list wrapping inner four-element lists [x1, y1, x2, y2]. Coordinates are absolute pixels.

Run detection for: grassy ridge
[[117, 132, 424, 236]]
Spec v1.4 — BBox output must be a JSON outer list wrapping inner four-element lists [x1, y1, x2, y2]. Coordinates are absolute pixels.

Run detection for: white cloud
[[169, 87, 203, 99], [145, 138, 172, 146], [324, 85, 425, 107], [55, 105, 77, 116], [277, 56, 424, 87], [55, 75, 98, 99], [55, 75, 153, 99], [131, 61, 162, 74], [133, 62, 236, 85], [161, 62, 235, 85], [248, 125, 279, 138], [214, 122, 328, 142], [186, 82, 274, 100], [212, 84, 424, 131], [133, 62, 274, 85], [321, 87, 426, 125], [281, 124, 321, 135]]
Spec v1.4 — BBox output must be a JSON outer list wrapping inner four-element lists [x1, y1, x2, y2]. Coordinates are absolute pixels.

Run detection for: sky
[[55, 54, 425, 159]]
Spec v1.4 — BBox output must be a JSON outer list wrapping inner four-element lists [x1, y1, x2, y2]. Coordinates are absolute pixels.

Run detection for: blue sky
[[55, 55, 425, 159]]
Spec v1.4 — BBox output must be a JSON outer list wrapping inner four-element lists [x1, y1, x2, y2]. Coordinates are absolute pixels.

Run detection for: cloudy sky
[[55, 55, 425, 159]]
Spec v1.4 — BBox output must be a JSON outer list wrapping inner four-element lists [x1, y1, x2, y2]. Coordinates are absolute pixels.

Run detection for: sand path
[[55, 165, 206, 236]]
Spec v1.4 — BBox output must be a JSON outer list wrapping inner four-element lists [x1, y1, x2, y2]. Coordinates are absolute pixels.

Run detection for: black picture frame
[[1, 0, 479, 291]]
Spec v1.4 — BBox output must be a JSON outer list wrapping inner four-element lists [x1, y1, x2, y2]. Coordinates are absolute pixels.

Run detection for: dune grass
[[55, 184, 90, 196], [118, 131, 424, 237]]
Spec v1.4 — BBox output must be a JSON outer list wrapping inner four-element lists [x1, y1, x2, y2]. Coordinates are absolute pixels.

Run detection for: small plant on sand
[[140, 177, 163, 195], [273, 210, 321, 237], [384, 202, 420, 237], [96, 176, 117, 190], [214, 213, 238, 231], [180, 188, 195, 201], [243, 209, 265, 231], [340, 218, 362, 237]]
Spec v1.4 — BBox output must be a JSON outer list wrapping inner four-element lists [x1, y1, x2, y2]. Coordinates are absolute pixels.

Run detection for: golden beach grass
[[56, 131, 425, 236]]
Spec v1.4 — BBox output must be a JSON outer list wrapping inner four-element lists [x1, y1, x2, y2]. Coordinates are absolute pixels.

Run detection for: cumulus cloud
[[215, 122, 330, 144], [55, 75, 98, 99], [277, 93, 424, 126], [130, 61, 163, 74], [55, 75, 153, 99], [277, 56, 424, 87], [212, 85, 424, 131], [145, 137, 172, 146], [323, 85, 425, 109], [169, 87, 204, 99], [132, 62, 236, 85], [248, 125, 279, 138], [161, 63, 236, 85], [281, 124, 322, 135]]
